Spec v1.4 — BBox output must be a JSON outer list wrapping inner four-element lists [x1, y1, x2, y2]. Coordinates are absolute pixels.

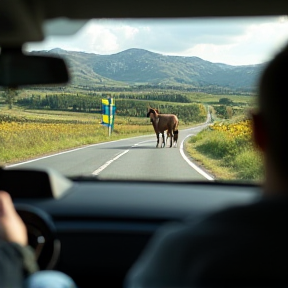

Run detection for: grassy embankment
[[185, 112, 264, 182], [0, 107, 157, 165]]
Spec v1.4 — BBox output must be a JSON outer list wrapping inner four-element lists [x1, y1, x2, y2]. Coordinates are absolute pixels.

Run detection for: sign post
[[101, 97, 116, 136]]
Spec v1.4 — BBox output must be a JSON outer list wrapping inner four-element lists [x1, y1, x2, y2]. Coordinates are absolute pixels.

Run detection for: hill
[[31, 48, 265, 92]]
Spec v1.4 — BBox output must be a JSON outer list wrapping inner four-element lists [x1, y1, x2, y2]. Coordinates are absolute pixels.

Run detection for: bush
[[232, 149, 264, 180], [191, 130, 238, 160], [188, 120, 263, 180]]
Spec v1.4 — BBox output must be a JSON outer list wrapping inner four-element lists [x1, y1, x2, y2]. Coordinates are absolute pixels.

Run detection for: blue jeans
[[24, 271, 77, 288]]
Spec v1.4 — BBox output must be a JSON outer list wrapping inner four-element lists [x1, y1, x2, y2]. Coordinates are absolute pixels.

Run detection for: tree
[[2, 88, 18, 109], [219, 97, 233, 105], [226, 106, 233, 119]]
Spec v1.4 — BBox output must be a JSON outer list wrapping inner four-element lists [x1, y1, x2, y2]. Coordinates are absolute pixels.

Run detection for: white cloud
[[121, 25, 139, 39], [79, 23, 120, 53], [162, 17, 288, 65], [25, 16, 288, 65]]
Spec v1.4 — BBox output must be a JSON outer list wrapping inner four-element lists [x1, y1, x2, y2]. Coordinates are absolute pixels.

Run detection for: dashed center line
[[92, 150, 129, 176], [92, 140, 154, 175]]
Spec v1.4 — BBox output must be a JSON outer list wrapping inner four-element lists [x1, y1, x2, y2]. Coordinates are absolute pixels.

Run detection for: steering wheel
[[15, 204, 61, 270]]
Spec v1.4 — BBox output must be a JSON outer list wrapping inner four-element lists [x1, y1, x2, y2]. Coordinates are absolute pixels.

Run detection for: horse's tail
[[173, 117, 179, 145], [173, 130, 179, 142]]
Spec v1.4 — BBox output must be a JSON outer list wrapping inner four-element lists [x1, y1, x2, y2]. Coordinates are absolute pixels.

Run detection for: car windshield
[[1, 16, 288, 183]]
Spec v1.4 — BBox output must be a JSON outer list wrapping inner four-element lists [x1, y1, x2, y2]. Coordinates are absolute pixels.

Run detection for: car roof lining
[[1, 0, 288, 45], [41, 0, 288, 18]]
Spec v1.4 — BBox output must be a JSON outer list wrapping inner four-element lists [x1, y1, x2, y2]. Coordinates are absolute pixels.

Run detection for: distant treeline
[[23, 84, 254, 95], [115, 92, 191, 103], [115, 100, 207, 123], [18, 94, 101, 113], [17, 93, 207, 123], [75, 84, 254, 95], [17, 91, 196, 111]]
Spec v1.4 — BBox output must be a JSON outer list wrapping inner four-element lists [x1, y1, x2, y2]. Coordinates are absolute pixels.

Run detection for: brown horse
[[147, 108, 179, 148]]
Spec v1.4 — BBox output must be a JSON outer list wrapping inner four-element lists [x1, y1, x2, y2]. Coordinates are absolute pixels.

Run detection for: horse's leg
[[167, 130, 172, 147], [156, 133, 159, 147], [161, 133, 165, 148]]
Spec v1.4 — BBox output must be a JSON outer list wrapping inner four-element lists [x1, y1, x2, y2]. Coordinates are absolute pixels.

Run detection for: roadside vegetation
[[0, 88, 263, 182], [185, 111, 264, 182]]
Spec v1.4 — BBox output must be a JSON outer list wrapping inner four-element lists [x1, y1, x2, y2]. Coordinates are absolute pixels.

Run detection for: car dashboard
[[0, 167, 261, 287]]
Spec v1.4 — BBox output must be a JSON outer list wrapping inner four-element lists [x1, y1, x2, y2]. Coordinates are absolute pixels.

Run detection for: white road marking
[[132, 140, 154, 147], [180, 134, 214, 181], [93, 140, 154, 175], [92, 150, 129, 176], [6, 136, 154, 168]]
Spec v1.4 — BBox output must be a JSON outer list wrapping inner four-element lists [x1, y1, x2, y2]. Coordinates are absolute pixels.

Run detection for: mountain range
[[31, 48, 265, 92]]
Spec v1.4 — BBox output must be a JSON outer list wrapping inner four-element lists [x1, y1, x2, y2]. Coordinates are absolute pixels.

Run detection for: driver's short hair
[[258, 42, 288, 176]]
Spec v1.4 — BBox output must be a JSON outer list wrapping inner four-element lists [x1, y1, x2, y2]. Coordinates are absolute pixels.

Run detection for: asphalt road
[[7, 122, 214, 181]]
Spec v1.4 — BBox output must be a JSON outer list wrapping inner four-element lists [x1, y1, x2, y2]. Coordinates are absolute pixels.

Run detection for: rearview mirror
[[0, 47, 69, 86]]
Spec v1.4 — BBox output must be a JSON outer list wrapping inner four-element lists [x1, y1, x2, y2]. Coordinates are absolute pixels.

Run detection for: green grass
[[185, 124, 264, 182], [232, 149, 264, 180]]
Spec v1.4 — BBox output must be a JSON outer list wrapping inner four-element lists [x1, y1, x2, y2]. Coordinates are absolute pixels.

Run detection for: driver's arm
[[0, 190, 39, 287]]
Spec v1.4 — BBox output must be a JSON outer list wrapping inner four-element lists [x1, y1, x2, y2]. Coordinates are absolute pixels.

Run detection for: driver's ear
[[251, 111, 267, 153]]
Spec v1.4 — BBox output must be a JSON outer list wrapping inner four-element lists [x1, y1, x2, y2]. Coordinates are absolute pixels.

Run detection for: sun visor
[[0, 0, 44, 45]]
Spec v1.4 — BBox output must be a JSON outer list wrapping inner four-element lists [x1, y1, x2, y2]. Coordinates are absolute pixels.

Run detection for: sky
[[25, 16, 288, 66]]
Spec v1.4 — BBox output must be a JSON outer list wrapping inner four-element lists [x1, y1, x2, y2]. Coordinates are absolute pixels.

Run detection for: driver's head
[[255, 42, 288, 179]]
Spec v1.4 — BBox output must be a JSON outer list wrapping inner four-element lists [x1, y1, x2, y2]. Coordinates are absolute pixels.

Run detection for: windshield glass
[[1, 17, 288, 182]]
